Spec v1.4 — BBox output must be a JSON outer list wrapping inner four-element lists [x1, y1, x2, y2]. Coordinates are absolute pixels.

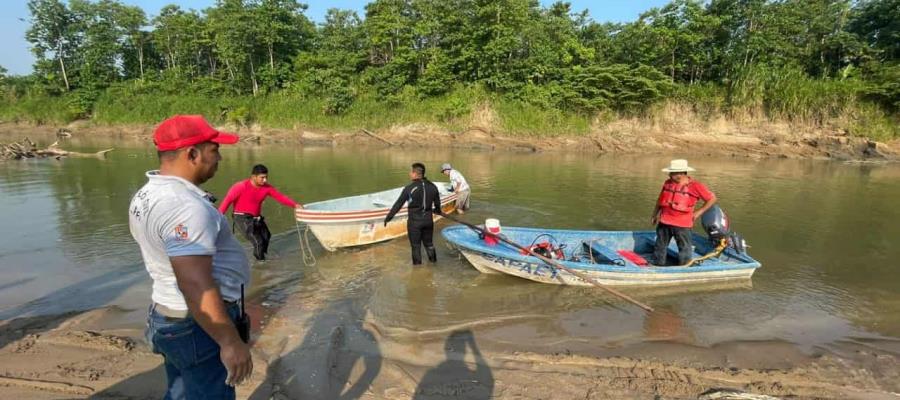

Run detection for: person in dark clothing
[[384, 163, 443, 265]]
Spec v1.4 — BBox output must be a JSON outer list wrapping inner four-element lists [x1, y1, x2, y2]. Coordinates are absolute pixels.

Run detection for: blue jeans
[[145, 303, 240, 400]]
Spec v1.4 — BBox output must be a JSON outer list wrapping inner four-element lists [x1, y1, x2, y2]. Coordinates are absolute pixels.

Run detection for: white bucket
[[485, 218, 501, 233], [484, 218, 501, 246]]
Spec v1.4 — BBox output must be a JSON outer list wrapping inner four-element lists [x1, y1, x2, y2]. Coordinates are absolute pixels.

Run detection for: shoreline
[[1, 119, 897, 162], [1, 304, 898, 399]]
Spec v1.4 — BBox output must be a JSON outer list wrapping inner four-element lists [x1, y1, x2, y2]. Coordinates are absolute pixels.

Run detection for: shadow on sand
[[413, 329, 493, 400], [248, 297, 383, 400]]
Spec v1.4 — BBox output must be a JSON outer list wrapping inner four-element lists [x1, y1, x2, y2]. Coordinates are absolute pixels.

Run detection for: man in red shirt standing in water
[[219, 164, 301, 260], [650, 159, 717, 266]]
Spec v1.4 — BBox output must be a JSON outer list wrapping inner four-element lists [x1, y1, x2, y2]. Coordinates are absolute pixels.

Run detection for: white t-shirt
[[449, 169, 470, 192], [129, 171, 250, 310]]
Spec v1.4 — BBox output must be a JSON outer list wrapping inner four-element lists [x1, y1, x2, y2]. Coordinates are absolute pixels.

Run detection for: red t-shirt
[[657, 178, 714, 228], [218, 179, 298, 216]]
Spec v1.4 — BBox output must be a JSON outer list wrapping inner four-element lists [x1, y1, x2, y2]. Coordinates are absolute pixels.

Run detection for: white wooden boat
[[295, 182, 458, 251]]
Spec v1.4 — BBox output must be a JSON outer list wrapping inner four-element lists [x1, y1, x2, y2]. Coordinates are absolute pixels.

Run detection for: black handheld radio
[[236, 284, 251, 343]]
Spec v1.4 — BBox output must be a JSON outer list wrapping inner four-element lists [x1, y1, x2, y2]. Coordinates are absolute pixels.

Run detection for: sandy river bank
[[1, 302, 899, 399]]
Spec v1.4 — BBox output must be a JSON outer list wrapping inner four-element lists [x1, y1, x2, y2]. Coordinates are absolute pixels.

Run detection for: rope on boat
[[683, 238, 728, 267], [295, 220, 317, 267]]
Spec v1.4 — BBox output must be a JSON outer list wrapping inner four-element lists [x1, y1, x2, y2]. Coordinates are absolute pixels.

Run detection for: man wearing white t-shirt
[[128, 115, 251, 399], [441, 163, 471, 214]]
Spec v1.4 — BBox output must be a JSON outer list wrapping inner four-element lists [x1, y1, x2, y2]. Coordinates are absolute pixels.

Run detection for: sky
[[0, 0, 668, 76]]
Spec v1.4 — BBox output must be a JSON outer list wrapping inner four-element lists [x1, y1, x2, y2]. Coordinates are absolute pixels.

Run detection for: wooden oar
[[439, 213, 654, 312]]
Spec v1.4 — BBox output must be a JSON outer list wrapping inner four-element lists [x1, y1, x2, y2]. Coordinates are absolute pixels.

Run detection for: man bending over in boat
[[385, 162, 442, 265], [441, 163, 471, 214], [650, 159, 717, 266], [219, 164, 302, 261]]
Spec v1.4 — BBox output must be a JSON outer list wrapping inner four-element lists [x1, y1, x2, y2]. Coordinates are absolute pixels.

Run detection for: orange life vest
[[658, 180, 700, 213]]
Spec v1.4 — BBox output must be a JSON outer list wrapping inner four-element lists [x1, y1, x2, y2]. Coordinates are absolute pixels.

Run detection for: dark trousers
[[234, 214, 271, 260], [408, 215, 437, 265], [654, 223, 693, 266]]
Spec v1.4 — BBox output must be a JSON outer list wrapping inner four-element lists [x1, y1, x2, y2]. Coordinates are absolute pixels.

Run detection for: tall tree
[[208, 0, 262, 94], [152, 6, 207, 80], [26, 0, 79, 91], [471, 0, 537, 90], [70, 0, 124, 88], [255, 0, 312, 70], [116, 4, 147, 80], [848, 0, 900, 61]]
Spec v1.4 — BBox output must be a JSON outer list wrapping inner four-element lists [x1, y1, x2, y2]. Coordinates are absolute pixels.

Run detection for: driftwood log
[[1, 138, 114, 160], [360, 128, 395, 146]]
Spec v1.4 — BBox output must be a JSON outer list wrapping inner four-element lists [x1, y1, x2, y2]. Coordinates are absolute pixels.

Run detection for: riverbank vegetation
[[1, 0, 898, 140]]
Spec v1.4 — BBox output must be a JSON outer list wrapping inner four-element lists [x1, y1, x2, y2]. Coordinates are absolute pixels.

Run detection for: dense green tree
[[70, 0, 123, 89], [8, 0, 900, 121], [254, 0, 314, 90], [115, 4, 147, 80], [26, 0, 80, 91], [294, 8, 365, 92], [848, 0, 900, 61]]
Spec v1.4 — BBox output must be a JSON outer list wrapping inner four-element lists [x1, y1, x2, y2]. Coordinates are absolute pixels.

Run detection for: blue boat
[[441, 224, 761, 286]]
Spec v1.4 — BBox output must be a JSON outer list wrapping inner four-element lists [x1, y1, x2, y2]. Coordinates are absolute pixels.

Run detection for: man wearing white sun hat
[[441, 163, 470, 214], [650, 159, 717, 266]]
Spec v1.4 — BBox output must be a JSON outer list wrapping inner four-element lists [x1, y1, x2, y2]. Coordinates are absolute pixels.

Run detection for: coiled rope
[[295, 220, 317, 266], [683, 238, 728, 267]]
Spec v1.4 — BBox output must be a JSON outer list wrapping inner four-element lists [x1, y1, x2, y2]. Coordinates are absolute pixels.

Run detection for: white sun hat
[[662, 159, 696, 173]]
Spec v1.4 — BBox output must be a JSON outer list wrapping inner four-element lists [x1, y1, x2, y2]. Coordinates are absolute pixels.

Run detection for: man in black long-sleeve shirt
[[384, 162, 443, 265]]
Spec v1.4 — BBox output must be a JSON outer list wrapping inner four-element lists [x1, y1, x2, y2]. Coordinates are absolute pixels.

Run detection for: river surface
[[1, 136, 899, 355]]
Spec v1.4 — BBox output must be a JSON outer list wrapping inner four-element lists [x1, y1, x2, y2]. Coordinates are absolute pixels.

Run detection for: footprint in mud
[[46, 331, 136, 352]]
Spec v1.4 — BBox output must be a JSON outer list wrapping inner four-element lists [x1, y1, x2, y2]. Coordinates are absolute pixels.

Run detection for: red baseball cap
[[153, 115, 239, 151]]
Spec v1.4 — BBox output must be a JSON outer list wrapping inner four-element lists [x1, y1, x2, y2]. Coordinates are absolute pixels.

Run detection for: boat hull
[[297, 183, 458, 251], [458, 248, 757, 286], [303, 201, 458, 251]]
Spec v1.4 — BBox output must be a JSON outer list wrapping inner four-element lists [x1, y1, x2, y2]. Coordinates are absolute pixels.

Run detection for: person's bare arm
[[651, 205, 661, 225], [170, 255, 252, 386], [693, 196, 717, 221]]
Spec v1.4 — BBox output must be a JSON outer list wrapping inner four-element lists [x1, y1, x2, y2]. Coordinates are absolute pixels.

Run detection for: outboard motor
[[700, 205, 747, 254]]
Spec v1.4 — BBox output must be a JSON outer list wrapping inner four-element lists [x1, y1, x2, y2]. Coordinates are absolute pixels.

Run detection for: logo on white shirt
[[174, 224, 189, 241]]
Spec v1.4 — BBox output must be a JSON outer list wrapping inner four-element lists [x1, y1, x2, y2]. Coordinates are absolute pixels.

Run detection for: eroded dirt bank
[[1, 112, 897, 162]]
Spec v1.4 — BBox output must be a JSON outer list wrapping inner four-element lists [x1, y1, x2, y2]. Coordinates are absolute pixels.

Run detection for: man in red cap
[[128, 115, 252, 399]]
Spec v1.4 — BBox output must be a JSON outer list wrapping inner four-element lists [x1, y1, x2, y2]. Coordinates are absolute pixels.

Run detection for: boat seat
[[582, 241, 626, 266], [617, 250, 649, 266]]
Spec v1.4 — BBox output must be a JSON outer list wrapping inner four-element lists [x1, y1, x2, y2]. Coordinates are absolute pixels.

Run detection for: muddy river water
[[1, 136, 899, 367]]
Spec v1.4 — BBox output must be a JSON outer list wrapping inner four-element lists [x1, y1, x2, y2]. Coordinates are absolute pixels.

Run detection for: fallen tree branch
[[1, 138, 113, 160], [360, 129, 394, 146]]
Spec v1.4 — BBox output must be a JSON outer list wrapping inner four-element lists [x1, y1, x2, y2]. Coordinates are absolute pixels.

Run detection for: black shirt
[[385, 178, 442, 222]]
